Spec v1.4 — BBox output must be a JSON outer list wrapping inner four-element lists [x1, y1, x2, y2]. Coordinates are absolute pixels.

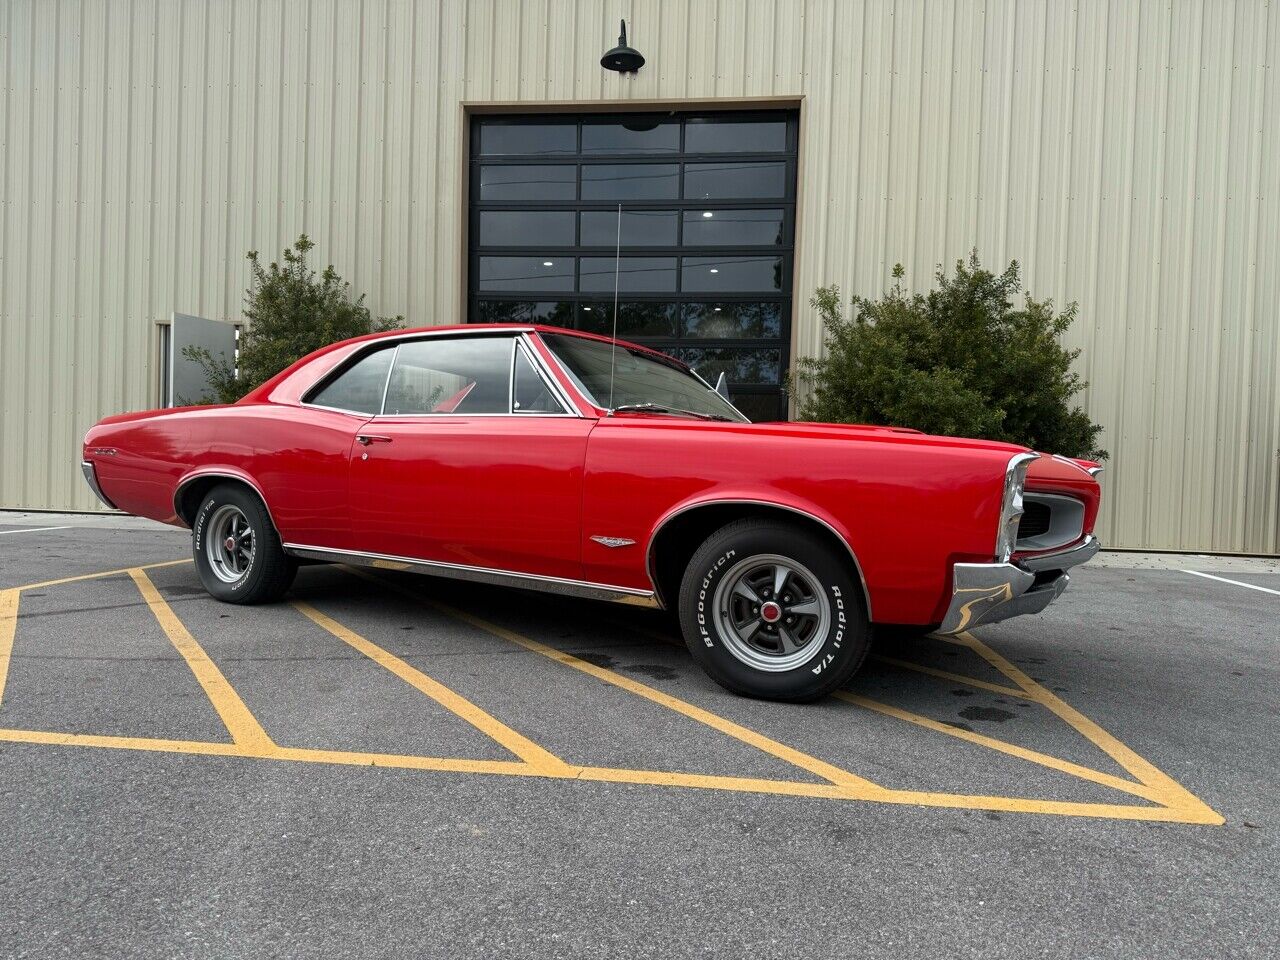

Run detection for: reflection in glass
[[682, 209, 784, 246], [478, 123, 576, 156], [580, 257, 677, 292], [582, 120, 679, 155], [479, 165, 576, 202], [479, 211, 575, 247], [668, 347, 782, 385], [684, 162, 786, 199], [683, 302, 783, 338], [577, 301, 678, 337], [475, 301, 575, 325], [478, 257, 575, 292], [582, 164, 680, 201], [384, 337, 513, 415], [513, 348, 565, 413], [308, 346, 395, 414], [581, 210, 678, 246], [685, 119, 787, 153], [727, 393, 783, 423], [682, 256, 783, 292]]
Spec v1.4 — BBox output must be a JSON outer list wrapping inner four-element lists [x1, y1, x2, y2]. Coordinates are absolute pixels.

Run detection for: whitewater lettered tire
[[677, 518, 871, 702], [192, 483, 297, 604]]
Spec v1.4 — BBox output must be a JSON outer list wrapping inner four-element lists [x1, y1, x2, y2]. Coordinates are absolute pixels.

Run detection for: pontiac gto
[[82, 324, 1102, 701]]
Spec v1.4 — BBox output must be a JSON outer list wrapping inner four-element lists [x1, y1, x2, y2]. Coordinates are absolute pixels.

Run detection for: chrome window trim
[[508, 338, 518, 413], [644, 498, 873, 619], [358, 333, 583, 421], [282, 542, 659, 608], [514, 334, 576, 415], [538, 332, 749, 422], [305, 403, 378, 419], [299, 326, 543, 415], [377, 344, 401, 415]]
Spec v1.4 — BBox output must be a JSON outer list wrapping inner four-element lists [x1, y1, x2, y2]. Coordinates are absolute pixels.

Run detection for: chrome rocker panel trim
[[80, 460, 118, 510], [282, 543, 660, 608], [938, 535, 1100, 634]]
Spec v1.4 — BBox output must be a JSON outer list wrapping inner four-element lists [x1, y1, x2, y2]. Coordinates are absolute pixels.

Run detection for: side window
[[384, 337, 512, 415], [307, 347, 395, 414], [513, 346, 566, 414]]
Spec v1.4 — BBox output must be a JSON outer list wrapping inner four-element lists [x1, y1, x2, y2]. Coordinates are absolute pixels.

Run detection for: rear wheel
[[677, 519, 871, 702], [192, 483, 296, 604]]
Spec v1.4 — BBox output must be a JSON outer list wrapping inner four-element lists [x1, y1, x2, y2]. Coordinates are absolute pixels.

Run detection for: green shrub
[[185, 234, 403, 403], [792, 254, 1106, 460]]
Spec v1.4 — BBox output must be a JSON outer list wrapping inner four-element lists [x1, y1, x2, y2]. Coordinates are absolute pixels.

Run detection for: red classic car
[[82, 324, 1102, 701]]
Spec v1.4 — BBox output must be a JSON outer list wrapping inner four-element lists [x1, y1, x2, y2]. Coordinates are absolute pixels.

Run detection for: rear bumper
[[80, 460, 118, 510], [938, 535, 1100, 634]]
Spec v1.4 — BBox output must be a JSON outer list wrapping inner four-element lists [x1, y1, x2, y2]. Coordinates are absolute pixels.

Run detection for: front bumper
[[938, 535, 1100, 634]]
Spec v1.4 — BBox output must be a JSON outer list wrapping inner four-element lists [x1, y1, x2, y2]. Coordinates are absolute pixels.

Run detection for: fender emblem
[[590, 535, 636, 549]]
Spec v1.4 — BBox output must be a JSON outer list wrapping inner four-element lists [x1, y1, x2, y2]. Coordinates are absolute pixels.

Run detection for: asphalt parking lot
[[0, 513, 1276, 959]]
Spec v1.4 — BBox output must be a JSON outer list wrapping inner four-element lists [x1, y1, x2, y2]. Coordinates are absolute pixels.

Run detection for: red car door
[[347, 334, 593, 581], [252, 344, 396, 550]]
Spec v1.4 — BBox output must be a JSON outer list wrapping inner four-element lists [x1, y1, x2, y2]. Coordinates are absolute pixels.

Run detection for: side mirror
[[713, 371, 731, 400]]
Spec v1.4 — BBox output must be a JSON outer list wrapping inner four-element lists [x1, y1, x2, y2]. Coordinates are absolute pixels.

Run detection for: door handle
[[356, 434, 393, 446]]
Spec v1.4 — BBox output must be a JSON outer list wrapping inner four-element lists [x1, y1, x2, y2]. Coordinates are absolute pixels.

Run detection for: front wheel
[[192, 483, 297, 604], [677, 519, 872, 702]]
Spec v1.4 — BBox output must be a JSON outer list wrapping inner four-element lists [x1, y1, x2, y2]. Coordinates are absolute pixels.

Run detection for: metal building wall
[[1, 0, 1277, 552]]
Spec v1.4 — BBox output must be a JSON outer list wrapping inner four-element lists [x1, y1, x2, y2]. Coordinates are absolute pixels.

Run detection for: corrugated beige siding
[[1, 0, 1277, 552]]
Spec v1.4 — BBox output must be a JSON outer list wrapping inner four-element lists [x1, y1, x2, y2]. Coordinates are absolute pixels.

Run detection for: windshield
[[542, 334, 750, 422]]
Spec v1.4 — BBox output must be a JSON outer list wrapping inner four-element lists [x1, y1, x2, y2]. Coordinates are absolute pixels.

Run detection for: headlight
[[995, 453, 1038, 562]]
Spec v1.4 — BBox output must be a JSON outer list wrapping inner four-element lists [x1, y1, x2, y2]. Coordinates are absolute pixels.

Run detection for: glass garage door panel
[[479, 211, 576, 247], [683, 209, 784, 246], [479, 123, 577, 156], [581, 210, 679, 246], [579, 257, 677, 293], [582, 164, 680, 201], [582, 120, 680, 155], [684, 118, 787, 153], [478, 257, 574, 292], [682, 256, 784, 293], [475, 301, 575, 324], [469, 111, 797, 423], [479, 165, 576, 202], [684, 162, 787, 200]]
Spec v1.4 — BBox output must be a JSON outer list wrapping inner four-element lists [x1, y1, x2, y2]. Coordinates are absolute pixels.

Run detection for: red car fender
[[172, 464, 282, 534], [643, 492, 873, 616]]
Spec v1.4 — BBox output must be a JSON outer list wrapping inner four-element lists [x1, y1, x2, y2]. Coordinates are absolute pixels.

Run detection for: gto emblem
[[589, 536, 636, 549]]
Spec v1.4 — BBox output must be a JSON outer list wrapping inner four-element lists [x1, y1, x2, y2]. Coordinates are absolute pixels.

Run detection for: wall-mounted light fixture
[[601, 20, 645, 74]]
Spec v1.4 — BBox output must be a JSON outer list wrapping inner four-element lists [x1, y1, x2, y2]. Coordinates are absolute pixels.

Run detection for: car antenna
[[606, 202, 621, 415]]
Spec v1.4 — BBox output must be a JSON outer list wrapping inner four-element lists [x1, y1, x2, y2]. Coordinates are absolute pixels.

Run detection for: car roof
[[241, 323, 691, 406], [373, 323, 689, 368]]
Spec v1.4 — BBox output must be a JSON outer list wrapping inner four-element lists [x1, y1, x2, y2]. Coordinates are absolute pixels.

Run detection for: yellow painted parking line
[[0, 724, 1220, 823], [0, 727, 250, 757], [0, 558, 1225, 825], [292, 600, 571, 775], [834, 691, 1165, 803], [947, 631, 1223, 822], [13, 558, 192, 593], [129, 568, 274, 752], [343, 567, 887, 796], [868, 654, 1034, 700], [860, 787, 1221, 823], [0, 590, 19, 709]]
